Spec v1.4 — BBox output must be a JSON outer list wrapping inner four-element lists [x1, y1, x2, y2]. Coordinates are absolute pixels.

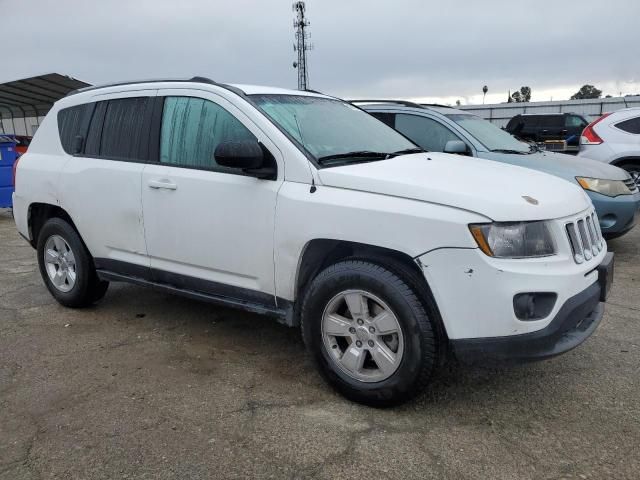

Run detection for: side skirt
[[95, 268, 295, 326]]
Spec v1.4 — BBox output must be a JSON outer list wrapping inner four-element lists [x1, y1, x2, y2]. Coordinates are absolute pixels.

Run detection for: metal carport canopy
[[0, 73, 91, 124]]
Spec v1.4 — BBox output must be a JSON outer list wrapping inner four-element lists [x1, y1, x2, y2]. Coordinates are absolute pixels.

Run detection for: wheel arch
[[294, 239, 449, 356], [27, 203, 78, 248], [610, 156, 640, 168]]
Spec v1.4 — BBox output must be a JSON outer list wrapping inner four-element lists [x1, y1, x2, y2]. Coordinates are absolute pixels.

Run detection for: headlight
[[469, 221, 556, 258], [576, 177, 632, 197]]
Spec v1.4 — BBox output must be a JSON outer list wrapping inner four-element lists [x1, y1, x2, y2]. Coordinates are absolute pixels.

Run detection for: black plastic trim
[[94, 258, 294, 325], [349, 99, 427, 109]]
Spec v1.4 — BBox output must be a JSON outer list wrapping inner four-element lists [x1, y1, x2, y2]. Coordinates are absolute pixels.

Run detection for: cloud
[[4, 0, 639, 102]]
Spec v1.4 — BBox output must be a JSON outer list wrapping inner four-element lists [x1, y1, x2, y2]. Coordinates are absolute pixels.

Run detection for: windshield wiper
[[317, 151, 391, 163], [318, 148, 426, 164], [389, 148, 426, 157], [489, 148, 529, 155]]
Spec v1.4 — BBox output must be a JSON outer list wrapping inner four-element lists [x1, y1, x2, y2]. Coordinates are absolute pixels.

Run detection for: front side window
[[251, 95, 416, 164], [160, 97, 256, 169], [446, 113, 531, 153], [395, 114, 461, 152], [615, 116, 640, 134]]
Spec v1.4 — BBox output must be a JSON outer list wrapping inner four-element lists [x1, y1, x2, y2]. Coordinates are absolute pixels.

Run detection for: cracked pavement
[[0, 210, 639, 479]]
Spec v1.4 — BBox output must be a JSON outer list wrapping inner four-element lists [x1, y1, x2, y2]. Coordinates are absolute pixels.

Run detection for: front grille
[[565, 211, 604, 264], [624, 177, 639, 193]]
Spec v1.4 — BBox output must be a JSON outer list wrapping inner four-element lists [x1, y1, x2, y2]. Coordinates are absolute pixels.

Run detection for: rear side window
[[57, 104, 94, 154], [99, 97, 152, 160], [615, 117, 640, 134], [547, 116, 564, 128], [565, 115, 587, 128], [394, 114, 461, 152], [159, 96, 256, 169]]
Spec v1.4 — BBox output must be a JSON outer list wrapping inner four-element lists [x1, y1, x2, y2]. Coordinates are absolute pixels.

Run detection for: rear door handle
[[148, 179, 177, 190]]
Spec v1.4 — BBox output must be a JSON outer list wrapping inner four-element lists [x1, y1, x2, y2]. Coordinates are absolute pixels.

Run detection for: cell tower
[[292, 1, 312, 90]]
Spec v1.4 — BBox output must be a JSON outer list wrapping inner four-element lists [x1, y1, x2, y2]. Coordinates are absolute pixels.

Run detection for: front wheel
[[620, 162, 640, 188], [301, 260, 438, 406], [37, 218, 109, 308]]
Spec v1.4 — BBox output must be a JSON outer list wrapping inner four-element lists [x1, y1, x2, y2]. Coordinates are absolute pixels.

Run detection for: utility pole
[[292, 1, 312, 90]]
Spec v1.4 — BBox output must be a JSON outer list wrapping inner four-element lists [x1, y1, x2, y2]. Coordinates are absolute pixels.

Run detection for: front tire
[[301, 260, 437, 407], [37, 218, 109, 308], [620, 162, 640, 188]]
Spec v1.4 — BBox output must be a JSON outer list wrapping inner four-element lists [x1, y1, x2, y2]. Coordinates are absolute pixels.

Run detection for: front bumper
[[587, 190, 640, 237], [450, 252, 613, 364]]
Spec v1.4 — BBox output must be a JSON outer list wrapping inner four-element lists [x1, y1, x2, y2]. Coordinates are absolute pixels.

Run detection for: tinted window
[[160, 97, 256, 169], [394, 114, 461, 152], [57, 103, 93, 154], [615, 117, 640, 134], [99, 97, 151, 160], [543, 115, 564, 128], [370, 112, 396, 128], [85, 101, 107, 156]]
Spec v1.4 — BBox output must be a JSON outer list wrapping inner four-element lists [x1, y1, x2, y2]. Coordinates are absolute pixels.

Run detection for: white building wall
[[459, 95, 640, 127]]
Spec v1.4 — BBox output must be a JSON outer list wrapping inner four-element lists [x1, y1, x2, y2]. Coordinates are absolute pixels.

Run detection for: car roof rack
[[348, 99, 427, 109], [420, 103, 453, 108], [65, 76, 247, 98]]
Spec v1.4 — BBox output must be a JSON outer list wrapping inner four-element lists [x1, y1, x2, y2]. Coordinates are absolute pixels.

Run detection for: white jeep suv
[[13, 78, 613, 406]]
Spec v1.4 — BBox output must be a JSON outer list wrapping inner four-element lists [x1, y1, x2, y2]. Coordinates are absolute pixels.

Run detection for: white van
[[13, 78, 613, 406]]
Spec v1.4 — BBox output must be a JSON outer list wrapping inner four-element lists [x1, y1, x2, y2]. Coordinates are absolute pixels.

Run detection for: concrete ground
[[0, 209, 638, 480]]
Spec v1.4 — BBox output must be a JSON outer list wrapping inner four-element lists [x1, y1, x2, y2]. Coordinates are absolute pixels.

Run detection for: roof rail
[[348, 99, 427, 109], [65, 77, 247, 98], [420, 103, 453, 108]]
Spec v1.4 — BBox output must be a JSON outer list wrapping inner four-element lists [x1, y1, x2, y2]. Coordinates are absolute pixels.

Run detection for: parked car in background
[[14, 135, 32, 157], [505, 113, 589, 152], [578, 108, 640, 186], [13, 78, 613, 406], [357, 101, 640, 239]]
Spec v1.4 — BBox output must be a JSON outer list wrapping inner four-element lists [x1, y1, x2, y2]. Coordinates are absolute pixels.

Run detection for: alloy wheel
[[43, 235, 77, 293], [321, 289, 404, 382]]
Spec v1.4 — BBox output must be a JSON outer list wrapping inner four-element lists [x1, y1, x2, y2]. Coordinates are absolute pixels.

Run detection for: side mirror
[[443, 140, 469, 155], [215, 140, 264, 169], [214, 140, 276, 179]]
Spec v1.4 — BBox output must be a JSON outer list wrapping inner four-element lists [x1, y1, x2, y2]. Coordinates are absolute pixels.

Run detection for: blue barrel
[[0, 135, 18, 208]]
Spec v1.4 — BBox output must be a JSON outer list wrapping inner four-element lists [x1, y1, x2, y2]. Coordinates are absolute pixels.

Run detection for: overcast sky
[[4, 0, 639, 105]]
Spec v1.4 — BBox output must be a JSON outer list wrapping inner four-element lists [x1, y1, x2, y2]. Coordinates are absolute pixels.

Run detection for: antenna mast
[[292, 1, 312, 90]]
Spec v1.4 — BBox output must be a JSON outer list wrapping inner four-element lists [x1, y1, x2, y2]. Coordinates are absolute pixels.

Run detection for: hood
[[482, 150, 629, 181], [317, 153, 590, 222]]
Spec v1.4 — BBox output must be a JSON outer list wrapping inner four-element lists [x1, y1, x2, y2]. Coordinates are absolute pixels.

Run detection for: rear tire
[[301, 260, 437, 407], [37, 218, 109, 308]]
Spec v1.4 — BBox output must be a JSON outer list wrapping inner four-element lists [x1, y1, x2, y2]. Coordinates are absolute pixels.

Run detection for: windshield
[[446, 113, 532, 153], [251, 94, 417, 164]]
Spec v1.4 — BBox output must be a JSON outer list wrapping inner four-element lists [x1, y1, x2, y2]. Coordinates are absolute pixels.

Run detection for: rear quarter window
[[57, 104, 94, 154], [615, 116, 640, 134]]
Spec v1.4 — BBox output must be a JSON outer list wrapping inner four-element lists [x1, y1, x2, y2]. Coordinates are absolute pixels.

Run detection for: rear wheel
[[37, 218, 109, 307], [301, 260, 438, 406]]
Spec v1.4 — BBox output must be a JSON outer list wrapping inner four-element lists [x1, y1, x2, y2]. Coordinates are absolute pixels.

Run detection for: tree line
[[506, 84, 604, 103]]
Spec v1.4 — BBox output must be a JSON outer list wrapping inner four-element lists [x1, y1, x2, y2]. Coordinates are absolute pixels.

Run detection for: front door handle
[[148, 179, 177, 190]]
